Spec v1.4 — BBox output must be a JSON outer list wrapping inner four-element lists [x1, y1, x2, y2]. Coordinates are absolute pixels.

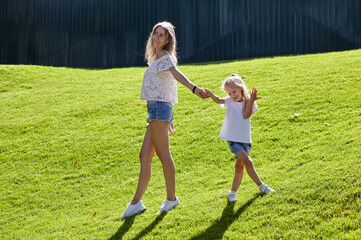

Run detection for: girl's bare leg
[[231, 157, 245, 192], [236, 151, 263, 186]]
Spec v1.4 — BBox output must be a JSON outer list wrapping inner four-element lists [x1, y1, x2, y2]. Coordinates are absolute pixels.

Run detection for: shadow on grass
[[108, 212, 167, 240], [133, 212, 167, 240], [109, 216, 135, 240], [190, 194, 260, 240]]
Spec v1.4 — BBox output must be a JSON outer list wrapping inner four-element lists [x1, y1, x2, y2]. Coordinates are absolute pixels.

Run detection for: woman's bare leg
[[149, 120, 176, 201], [131, 127, 155, 204]]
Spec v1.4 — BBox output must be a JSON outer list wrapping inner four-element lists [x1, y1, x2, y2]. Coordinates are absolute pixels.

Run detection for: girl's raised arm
[[244, 87, 261, 118]]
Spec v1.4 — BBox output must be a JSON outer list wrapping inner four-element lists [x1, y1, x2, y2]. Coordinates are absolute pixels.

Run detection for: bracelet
[[192, 86, 197, 94]]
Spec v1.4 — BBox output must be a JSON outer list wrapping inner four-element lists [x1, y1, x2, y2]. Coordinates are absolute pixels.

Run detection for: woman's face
[[152, 26, 169, 50], [224, 85, 244, 102]]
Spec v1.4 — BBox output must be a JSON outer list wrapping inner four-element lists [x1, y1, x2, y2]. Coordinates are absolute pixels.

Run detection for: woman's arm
[[168, 66, 207, 99]]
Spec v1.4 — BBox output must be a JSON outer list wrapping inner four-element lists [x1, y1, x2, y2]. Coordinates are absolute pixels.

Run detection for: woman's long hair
[[145, 21, 178, 66]]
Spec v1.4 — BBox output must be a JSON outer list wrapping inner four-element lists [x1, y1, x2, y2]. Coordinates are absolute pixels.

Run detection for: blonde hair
[[223, 74, 258, 109], [145, 21, 178, 66]]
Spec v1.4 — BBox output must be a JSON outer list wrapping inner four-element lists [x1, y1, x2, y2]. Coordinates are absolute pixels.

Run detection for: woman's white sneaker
[[158, 198, 180, 213], [259, 183, 275, 194], [121, 201, 146, 218], [227, 190, 237, 202]]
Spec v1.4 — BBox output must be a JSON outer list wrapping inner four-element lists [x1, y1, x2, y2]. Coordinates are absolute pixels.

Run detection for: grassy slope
[[0, 49, 360, 239]]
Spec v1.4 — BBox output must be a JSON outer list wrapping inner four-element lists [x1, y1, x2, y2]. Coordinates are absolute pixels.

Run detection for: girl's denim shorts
[[147, 101, 174, 125], [227, 141, 252, 156]]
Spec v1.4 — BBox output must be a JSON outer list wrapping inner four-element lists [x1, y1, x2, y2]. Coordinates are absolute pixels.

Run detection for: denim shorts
[[227, 141, 252, 156], [147, 101, 174, 125]]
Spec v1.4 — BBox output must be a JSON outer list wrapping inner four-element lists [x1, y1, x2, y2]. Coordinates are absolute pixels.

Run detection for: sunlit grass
[[1, 49, 361, 239]]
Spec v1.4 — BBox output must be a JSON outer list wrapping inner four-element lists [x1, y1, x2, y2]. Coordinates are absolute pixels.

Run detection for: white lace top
[[140, 54, 178, 105]]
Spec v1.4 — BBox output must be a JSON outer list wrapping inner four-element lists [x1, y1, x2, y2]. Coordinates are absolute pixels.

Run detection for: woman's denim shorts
[[227, 141, 252, 156], [147, 101, 174, 125]]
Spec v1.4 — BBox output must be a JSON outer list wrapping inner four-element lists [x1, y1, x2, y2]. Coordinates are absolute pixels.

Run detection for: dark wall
[[1, 0, 360, 68]]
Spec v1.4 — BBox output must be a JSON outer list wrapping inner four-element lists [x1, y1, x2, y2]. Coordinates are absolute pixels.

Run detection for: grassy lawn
[[1, 49, 361, 239]]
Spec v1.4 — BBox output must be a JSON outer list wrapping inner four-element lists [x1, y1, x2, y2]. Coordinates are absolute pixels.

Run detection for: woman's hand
[[168, 122, 176, 135], [204, 89, 214, 98], [195, 87, 208, 99]]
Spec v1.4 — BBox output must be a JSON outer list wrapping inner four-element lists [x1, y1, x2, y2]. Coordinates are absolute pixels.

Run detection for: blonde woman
[[205, 74, 275, 202], [122, 22, 207, 218]]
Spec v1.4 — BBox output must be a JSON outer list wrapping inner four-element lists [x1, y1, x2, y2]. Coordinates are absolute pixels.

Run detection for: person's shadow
[[108, 216, 135, 240], [190, 194, 260, 240], [109, 212, 167, 240]]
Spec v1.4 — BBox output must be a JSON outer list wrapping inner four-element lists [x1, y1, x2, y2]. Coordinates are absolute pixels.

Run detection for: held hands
[[250, 87, 262, 102], [204, 89, 214, 98], [194, 87, 209, 99]]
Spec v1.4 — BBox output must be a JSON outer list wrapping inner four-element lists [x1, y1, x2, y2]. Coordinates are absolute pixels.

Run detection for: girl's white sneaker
[[227, 190, 237, 202], [259, 183, 275, 194], [121, 201, 146, 218], [158, 198, 180, 213]]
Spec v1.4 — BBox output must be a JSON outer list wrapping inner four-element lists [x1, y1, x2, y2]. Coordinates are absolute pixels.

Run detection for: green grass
[[1, 49, 361, 239]]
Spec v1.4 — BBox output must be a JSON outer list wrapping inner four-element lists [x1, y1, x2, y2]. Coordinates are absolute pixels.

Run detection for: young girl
[[121, 22, 207, 218], [205, 74, 274, 202]]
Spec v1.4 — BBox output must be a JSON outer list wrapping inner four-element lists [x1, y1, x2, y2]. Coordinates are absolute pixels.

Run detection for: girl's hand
[[204, 89, 225, 104], [250, 87, 262, 101], [195, 87, 208, 99], [204, 89, 214, 97], [169, 122, 176, 135]]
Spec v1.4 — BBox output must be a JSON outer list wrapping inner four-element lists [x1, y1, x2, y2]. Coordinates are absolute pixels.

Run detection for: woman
[[122, 21, 207, 218]]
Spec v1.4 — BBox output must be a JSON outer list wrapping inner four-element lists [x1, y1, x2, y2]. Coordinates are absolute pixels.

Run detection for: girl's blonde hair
[[145, 21, 178, 66], [223, 74, 258, 109]]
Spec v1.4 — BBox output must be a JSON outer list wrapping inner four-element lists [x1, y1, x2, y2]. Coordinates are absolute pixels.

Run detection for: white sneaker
[[158, 198, 180, 213], [259, 183, 275, 194], [121, 201, 146, 218], [227, 190, 237, 202]]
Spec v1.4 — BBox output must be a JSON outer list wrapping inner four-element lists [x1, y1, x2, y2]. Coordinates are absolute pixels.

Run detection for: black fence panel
[[1, 0, 360, 68]]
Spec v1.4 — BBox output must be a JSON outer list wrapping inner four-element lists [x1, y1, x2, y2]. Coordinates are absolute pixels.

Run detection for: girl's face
[[224, 85, 244, 102], [153, 26, 169, 50]]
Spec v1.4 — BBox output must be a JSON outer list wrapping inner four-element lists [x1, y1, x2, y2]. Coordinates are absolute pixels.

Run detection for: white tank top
[[219, 97, 256, 143]]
